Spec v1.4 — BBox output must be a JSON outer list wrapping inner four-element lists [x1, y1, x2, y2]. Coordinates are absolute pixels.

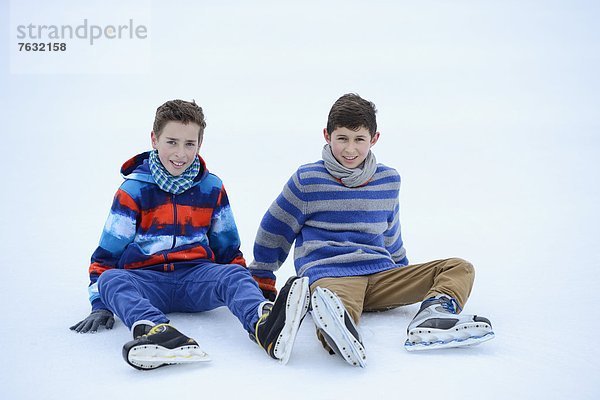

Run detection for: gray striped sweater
[[249, 160, 408, 292]]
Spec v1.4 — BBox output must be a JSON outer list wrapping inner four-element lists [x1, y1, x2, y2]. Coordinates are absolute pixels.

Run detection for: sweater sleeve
[[383, 180, 409, 266], [207, 185, 246, 267], [88, 188, 139, 310], [249, 171, 307, 293]]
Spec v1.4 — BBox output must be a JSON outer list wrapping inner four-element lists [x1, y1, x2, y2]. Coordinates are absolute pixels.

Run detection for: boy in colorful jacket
[[70, 100, 310, 370], [249, 94, 494, 367]]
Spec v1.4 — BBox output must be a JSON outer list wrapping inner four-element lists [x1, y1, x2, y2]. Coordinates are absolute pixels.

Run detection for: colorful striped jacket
[[249, 160, 408, 294], [88, 152, 245, 310]]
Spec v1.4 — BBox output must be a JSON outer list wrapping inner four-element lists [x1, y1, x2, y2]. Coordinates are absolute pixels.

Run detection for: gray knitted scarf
[[322, 144, 377, 187]]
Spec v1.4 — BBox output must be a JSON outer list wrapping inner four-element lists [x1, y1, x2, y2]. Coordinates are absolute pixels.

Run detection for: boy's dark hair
[[326, 93, 378, 137], [153, 99, 207, 141]]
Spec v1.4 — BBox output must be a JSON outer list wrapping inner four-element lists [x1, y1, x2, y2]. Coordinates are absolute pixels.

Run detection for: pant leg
[[363, 258, 475, 312], [176, 263, 266, 332], [97, 269, 171, 329], [310, 276, 368, 353], [310, 276, 369, 324]]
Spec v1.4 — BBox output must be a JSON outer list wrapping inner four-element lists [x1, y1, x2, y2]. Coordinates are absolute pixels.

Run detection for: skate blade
[[311, 287, 367, 368], [128, 344, 211, 370], [405, 330, 495, 352], [273, 277, 311, 364]]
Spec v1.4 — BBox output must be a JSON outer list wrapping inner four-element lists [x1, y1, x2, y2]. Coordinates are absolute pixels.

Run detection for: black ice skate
[[311, 286, 367, 367], [122, 323, 210, 370], [405, 295, 495, 351], [253, 276, 310, 364]]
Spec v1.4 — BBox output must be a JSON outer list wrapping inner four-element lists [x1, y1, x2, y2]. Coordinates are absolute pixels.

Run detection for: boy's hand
[[252, 275, 277, 301], [261, 288, 277, 302], [70, 310, 115, 333]]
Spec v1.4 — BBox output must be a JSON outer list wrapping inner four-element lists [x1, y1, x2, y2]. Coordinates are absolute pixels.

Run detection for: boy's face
[[324, 126, 380, 169], [151, 121, 202, 176]]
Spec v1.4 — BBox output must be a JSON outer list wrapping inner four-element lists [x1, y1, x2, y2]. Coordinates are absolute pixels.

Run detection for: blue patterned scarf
[[148, 150, 200, 194]]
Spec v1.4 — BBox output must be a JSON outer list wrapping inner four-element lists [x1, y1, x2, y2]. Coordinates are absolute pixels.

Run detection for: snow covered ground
[[2, 1, 599, 399]]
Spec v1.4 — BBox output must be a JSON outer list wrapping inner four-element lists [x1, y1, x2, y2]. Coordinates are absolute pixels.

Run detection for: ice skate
[[311, 286, 367, 367], [405, 295, 494, 351], [253, 276, 311, 364], [122, 323, 210, 370]]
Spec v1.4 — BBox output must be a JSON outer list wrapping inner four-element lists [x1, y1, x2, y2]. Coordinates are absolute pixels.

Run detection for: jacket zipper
[[162, 194, 178, 267], [171, 193, 177, 249]]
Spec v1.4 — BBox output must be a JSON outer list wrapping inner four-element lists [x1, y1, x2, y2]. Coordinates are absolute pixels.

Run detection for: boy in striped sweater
[[249, 94, 494, 367], [70, 100, 310, 370]]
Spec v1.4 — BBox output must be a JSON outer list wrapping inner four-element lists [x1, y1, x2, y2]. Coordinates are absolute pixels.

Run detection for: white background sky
[[1, 1, 599, 399]]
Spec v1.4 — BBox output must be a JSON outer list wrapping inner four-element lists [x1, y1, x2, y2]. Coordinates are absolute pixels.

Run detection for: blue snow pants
[[97, 262, 265, 332]]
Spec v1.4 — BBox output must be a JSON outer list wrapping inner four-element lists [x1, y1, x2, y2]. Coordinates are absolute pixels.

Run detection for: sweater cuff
[[252, 275, 276, 294], [91, 298, 109, 312]]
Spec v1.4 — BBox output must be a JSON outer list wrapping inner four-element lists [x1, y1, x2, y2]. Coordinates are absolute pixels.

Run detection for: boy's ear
[[323, 128, 331, 144], [151, 131, 158, 149], [370, 132, 381, 146]]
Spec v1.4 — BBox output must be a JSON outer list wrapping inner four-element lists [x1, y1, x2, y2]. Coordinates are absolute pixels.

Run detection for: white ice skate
[[404, 295, 495, 351], [311, 287, 367, 367]]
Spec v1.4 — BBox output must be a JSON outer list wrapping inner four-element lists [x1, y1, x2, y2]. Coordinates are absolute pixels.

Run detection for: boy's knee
[[219, 263, 252, 284], [97, 269, 128, 292], [225, 263, 249, 276], [97, 269, 115, 285], [449, 258, 474, 275]]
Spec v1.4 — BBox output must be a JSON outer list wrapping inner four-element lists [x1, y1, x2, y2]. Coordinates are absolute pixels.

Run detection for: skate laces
[[422, 295, 461, 314], [440, 300, 455, 313], [438, 296, 462, 314]]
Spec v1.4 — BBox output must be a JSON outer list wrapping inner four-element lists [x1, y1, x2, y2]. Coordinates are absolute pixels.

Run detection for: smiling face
[[324, 126, 380, 168], [151, 121, 201, 176]]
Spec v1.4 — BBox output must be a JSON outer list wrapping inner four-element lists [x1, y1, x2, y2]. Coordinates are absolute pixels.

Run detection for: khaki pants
[[310, 257, 475, 326]]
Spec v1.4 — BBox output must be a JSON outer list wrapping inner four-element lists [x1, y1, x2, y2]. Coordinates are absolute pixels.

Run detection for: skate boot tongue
[[132, 321, 153, 339]]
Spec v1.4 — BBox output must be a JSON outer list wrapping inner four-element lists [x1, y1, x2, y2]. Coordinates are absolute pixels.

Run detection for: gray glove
[[70, 310, 115, 333]]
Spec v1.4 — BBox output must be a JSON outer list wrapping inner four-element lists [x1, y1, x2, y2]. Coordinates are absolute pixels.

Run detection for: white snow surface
[[2, 1, 599, 399]]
